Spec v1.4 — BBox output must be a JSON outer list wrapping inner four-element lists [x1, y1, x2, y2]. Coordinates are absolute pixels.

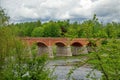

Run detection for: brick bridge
[[22, 37, 99, 58]]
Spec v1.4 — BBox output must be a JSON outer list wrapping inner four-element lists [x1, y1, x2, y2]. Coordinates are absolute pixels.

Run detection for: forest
[[8, 14, 120, 38]]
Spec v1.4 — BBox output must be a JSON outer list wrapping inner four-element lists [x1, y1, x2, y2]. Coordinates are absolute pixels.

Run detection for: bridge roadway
[[22, 37, 99, 58]]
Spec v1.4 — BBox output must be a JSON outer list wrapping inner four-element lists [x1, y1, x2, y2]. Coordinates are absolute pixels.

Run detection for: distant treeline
[[8, 15, 120, 38]]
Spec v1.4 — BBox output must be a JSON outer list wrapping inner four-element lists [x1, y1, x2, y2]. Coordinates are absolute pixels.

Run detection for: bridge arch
[[37, 42, 48, 55], [53, 41, 67, 46], [55, 42, 68, 56], [55, 42, 66, 47], [71, 42, 83, 47], [71, 42, 83, 56], [37, 42, 48, 47]]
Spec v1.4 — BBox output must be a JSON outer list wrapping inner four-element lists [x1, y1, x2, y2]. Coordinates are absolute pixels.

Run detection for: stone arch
[[37, 42, 48, 47], [37, 42, 48, 55], [71, 42, 83, 47], [71, 42, 83, 55], [54, 41, 66, 46], [55, 42, 68, 56], [55, 42, 66, 47]]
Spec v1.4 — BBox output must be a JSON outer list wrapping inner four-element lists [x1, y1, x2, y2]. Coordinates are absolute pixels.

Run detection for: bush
[[0, 27, 55, 80], [88, 39, 120, 80]]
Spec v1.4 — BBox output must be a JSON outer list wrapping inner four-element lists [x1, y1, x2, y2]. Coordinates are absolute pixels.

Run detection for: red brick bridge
[[22, 37, 99, 58]]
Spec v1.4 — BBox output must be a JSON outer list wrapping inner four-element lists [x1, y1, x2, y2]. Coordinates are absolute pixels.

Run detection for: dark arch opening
[[37, 42, 47, 47], [71, 42, 82, 47], [55, 42, 67, 56], [71, 42, 83, 56], [37, 42, 48, 55], [55, 42, 65, 47]]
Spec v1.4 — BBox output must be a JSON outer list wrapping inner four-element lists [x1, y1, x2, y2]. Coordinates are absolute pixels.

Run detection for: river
[[47, 59, 102, 80]]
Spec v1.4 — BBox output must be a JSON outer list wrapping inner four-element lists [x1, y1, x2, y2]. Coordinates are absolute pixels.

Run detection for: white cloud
[[92, 0, 120, 22], [1, 0, 120, 23]]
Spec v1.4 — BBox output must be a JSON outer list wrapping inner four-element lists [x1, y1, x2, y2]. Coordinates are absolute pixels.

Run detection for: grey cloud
[[1, 0, 120, 23], [92, 0, 120, 22]]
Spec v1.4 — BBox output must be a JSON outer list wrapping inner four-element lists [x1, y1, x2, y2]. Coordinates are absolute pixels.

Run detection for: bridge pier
[[56, 46, 66, 56], [38, 46, 48, 55], [71, 45, 88, 55], [56, 46, 72, 57], [48, 46, 54, 58], [72, 46, 82, 56], [66, 45, 72, 56]]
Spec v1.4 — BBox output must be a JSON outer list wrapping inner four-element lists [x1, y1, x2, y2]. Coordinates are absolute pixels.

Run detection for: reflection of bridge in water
[[22, 37, 99, 58]]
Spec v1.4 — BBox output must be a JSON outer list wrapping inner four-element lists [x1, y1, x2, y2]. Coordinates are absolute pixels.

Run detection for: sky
[[0, 0, 120, 23]]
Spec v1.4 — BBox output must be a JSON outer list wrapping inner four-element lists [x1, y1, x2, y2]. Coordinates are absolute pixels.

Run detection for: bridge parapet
[[22, 37, 90, 46]]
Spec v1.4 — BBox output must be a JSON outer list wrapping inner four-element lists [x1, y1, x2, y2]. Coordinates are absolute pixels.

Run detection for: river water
[[47, 59, 102, 80]]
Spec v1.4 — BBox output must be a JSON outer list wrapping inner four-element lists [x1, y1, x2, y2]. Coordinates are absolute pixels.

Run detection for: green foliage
[[98, 39, 120, 80], [13, 21, 41, 37], [43, 21, 61, 37], [105, 23, 118, 38], [0, 27, 16, 67], [0, 26, 23, 79], [31, 27, 44, 37], [88, 39, 120, 80], [2, 54, 55, 80], [65, 27, 78, 38], [8, 14, 120, 38], [0, 8, 55, 80], [0, 26, 55, 80], [94, 28, 108, 38], [0, 7, 9, 26]]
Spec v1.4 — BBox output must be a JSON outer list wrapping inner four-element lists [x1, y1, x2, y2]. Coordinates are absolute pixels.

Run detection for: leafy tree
[[57, 20, 70, 36], [88, 39, 120, 80], [0, 8, 55, 80], [64, 24, 78, 38], [43, 21, 61, 37], [105, 23, 118, 38], [80, 20, 94, 38], [31, 27, 44, 37], [0, 7, 9, 26], [0, 7, 10, 73], [95, 28, 108, 38], [4, 13, 120, 38]]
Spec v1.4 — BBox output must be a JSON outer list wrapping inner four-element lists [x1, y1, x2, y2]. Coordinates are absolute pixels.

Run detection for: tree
[[105, 23, 118, 38], [0, 7, 9, 27], [57, 20, 70, 36], [43, 21, 61, 37], [0, 27, 17, 79], [64, 24, 78, 38], [0, 7, 10, 71], [89, 39, 120, 80], [31, 27, 44, 37], [0, 8, 55, 80]]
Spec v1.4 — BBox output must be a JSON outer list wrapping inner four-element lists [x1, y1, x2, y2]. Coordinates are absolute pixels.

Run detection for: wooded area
[[8, 14, 120, 38]]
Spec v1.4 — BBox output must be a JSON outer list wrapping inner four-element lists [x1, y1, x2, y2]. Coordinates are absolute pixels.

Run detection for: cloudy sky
[[0, 0, 120, 23]]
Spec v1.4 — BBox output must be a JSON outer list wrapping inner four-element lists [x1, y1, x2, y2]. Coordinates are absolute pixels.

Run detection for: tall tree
[[43, 21, 61, 37], [31, 27, 44, 37], [0, 7, 9, 27]]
